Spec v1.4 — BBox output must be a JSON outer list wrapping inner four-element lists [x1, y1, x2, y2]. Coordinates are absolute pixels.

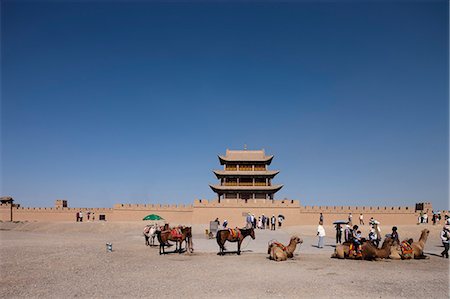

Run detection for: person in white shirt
[[440, 225, 449, 258], [317, 222, 326, 248]]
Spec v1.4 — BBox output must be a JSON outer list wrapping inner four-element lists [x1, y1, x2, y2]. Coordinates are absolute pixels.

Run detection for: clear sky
[[1, 1, 448, 210]]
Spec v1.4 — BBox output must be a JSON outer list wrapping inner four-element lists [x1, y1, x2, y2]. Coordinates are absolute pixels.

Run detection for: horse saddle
[[170, 228, 183, 239], [228, 228, 241, 239], [400, 240, 413, 258]]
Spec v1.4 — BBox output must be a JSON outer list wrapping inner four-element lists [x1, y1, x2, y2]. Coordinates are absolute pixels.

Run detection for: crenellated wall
[[0, 199, 443, 226]]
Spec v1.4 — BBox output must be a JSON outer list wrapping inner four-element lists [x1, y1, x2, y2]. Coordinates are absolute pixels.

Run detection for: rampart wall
[[0, 199, 440, 226]]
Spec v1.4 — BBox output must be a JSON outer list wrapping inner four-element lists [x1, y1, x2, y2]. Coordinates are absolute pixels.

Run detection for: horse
[[143, 224, 158, 246], [156, 226, 193, 255], [216, 227, 255, 255]]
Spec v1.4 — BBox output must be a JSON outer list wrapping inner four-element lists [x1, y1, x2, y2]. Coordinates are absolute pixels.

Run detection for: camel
[[268, 236, 303, 261], [389, 229, 430, 260], [331, 237, 394, 260]]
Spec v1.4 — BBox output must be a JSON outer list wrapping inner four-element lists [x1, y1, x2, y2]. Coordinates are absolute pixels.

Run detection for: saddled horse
[[143, 224, 159, 246], [216, 227, 255, 255], [156, 226, 193, 255]]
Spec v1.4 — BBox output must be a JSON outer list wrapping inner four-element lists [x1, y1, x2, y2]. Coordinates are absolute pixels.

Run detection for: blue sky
[[1, 1, 448, 210]]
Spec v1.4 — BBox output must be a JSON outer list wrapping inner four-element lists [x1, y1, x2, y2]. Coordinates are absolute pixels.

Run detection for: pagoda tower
[[209, 149, 283, 202]]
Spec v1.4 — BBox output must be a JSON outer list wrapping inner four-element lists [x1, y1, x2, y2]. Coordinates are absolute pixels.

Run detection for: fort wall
[[0, 200, 441, 226]]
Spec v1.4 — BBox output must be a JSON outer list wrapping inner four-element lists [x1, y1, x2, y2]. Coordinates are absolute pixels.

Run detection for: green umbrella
[[143, 214, 164, 221]]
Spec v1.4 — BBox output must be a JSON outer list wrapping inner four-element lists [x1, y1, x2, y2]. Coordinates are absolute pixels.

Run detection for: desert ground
[[0, 221, 448, 298]]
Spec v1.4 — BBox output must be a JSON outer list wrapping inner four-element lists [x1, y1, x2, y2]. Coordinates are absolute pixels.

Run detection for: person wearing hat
[[440, 225, 450, 258], [390, 226, 399, 245]]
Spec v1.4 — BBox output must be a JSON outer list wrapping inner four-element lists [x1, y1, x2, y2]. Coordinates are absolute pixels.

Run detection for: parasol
[[143, 214, 164, 221]]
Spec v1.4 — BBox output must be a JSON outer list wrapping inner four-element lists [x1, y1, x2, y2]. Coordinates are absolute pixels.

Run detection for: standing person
[[424, 213, 428, 224], [92, 212, 95, 221], [432, 213, 436, 225], [87, 211, 91, 221], [246, 213, 252, 228], [359, 213, 364, 225], [420, 211, 424, 224], [335, 223, 342, 244], [261, 215, 266, 229], [76, 211, 79, 222], [319, 213, 323, 223], [252, 214, 257, 229], [278, 215, 284, 228], [317, 221, 326, 248], [348, 213, 353, 225], [266, 217, 270, 229], [344, 225, 352, 242], [257, 217, 262, 229], [223, 219, 228, 228], [390, 226, 399, 245], [440, 225, 449, 258], [271, 215, 276, 230], [79, 211, 83, 222]]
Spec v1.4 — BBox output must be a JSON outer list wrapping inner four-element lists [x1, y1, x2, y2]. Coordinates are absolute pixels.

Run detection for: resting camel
[[331, 237, 394, 260], [216, 227, 255, 255], [268, 236, 303, 261], [389, 229, 430, 260], [156, 226, 193, 255]]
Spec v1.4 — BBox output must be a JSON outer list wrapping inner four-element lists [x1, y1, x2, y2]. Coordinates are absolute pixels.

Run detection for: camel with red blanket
[[267, 236, 303, 261]]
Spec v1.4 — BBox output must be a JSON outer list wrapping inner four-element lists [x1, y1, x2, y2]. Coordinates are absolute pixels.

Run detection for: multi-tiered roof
[[209, 149, 283, 202]]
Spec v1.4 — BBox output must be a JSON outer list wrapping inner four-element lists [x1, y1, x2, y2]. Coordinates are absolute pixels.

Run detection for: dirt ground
[[0, 221, 448, 298]]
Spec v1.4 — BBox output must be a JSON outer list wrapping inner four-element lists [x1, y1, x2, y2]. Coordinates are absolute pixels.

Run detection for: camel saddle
[[400, 240, 413, 259], [228, 228, 241, 239], [170, 228, 183, 240], [272, 241, 286, 252], [349, 244, 362, 258]]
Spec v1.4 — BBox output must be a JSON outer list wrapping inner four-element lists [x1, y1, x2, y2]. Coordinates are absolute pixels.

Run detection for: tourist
[[368, 229, 377, 245], [319, 213, 323, 223], [352, 225, 362, 255], [420, 211, 424, 224], [445, 215, 450, 225], [359, 213, 364, 225], [258, 217, 262, 229], [390, 226, 399, 245], [348, 213, 352, 225], [261, 214, 265, 229], [369, 217, 374, 226], [335, 223, 342, 244], [92, 212, 95, 221], [246, 213, 252, 228], [271, 215, 276, 230], [223, 219, 228, 228], [252, 214, 257, 229], [344, 225, 352, 242], [317, 221, 325, 248], [266, 216, 270, 229], [79, 211, 83, 222], [214, 217, 220, 226], [278, 215, 284, 228], [440, 225, 449, 258], [76, 211, 79, 222], [423, 213, 428, 224]]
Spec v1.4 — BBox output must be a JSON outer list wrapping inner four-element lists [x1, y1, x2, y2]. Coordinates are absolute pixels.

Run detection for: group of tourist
[[75, 210, 94, 222], [245, 213, 283, 230], [431, 210, 449, 225]]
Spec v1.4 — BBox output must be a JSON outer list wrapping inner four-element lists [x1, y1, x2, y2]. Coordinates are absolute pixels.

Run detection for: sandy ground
[[0, 221, 448, 298]]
